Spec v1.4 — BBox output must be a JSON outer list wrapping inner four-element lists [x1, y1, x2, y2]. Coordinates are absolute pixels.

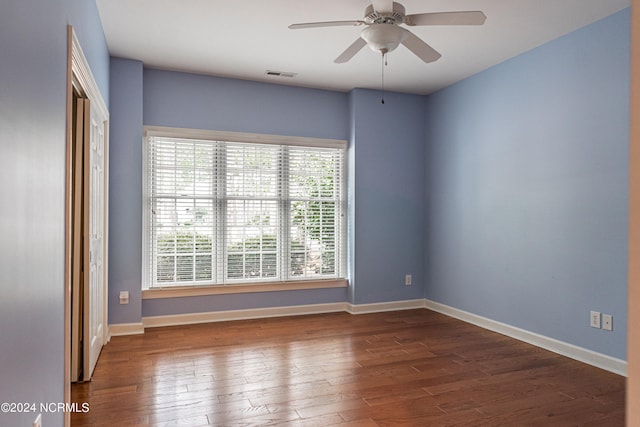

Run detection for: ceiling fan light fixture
[[361, 23, 407, 54]]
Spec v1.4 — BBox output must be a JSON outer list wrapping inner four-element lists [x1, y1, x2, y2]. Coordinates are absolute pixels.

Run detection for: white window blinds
[[144, 131, 346, 288]]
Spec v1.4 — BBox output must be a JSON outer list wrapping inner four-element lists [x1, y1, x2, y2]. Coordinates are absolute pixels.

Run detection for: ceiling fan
[[289, 0, 486, 64]]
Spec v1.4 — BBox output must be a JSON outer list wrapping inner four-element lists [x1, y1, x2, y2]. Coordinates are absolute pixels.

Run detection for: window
[[143, 128, 346, 289]]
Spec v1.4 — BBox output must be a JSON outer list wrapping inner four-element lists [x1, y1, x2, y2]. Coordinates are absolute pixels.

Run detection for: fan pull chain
[[381, 52, 388, 104]]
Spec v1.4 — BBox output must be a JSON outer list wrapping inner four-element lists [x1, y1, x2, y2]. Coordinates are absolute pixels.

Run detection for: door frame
[[64, 25, 110, 425]]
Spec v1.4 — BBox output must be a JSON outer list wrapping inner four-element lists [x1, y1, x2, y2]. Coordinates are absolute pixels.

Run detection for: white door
[[82, 98, 106, 380]]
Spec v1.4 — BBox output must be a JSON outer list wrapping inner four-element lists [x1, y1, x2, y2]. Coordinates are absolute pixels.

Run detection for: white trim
[[144, 126, 347, 149], [141, 135, 150, 296], [424, 299, 627, 377], [142, 302, 348, 328], [71, 30, 108, 123], [108, 323, 145, 337], [346, 299, 426, 314]]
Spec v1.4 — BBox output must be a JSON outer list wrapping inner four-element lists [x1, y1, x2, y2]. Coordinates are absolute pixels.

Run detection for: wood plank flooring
[[71, 309, 625, 426]]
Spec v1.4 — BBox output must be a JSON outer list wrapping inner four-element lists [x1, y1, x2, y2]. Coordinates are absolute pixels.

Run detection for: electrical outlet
[[405, 274, 412, 286], [602, 314, 613, 331], [33, 413, 42, 427], [119, 291, 129, 304], [590, 311, 601, 328]]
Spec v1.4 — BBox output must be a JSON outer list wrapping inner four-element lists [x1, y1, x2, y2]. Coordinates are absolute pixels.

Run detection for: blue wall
[[109, 58, 143, 324], [424, 9, 629, 359], [0, 0, 109, 425], [143, 69, 348, 140], [349, 89, 426, 304]]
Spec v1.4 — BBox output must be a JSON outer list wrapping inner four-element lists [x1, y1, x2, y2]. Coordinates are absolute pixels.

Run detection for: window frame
[[142, 126, 348, 294]]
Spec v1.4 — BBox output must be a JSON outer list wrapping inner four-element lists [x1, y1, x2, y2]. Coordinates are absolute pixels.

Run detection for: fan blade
[[401, 30, 441, 63], [289, 20, 365, 30], [406, 11, 486, 26], [334, 38, 367, 63], [371, 0, 394, 14]]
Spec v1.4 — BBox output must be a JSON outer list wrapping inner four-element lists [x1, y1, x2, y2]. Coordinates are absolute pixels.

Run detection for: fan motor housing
[[361, 24, 408, 53], [364, 2, 406, 25]]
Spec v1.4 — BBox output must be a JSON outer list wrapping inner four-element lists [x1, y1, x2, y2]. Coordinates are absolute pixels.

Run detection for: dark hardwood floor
[[71, 309, 625, 426]]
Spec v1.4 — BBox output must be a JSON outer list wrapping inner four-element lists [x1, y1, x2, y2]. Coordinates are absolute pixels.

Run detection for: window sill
[[142, 278, 349, 300]]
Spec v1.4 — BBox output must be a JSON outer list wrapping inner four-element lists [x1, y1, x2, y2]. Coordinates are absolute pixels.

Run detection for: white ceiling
[[97, 0, 630, 95]]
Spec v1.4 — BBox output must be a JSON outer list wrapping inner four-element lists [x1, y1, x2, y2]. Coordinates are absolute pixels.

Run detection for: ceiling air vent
[[265, 70, 298, 78]]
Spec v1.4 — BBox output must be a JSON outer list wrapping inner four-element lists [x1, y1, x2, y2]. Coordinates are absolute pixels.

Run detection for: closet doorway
[[65, 26, 110, 416]]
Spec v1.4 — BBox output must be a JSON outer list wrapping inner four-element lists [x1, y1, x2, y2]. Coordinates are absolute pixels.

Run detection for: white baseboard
[[108, 322, 144, 338], [142, 302, 348, 328], [424, 299, 627, 377], [347, 299, 426, 314], [110, 300, 423, 332]]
